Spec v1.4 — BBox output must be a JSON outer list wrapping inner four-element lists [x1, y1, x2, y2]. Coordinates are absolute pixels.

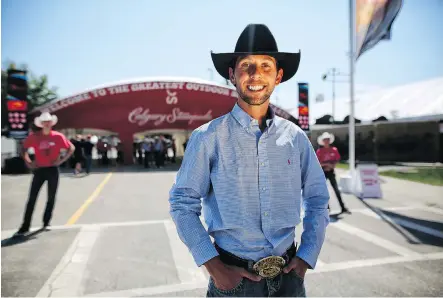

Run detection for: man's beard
[[236, 86, 273, 106]]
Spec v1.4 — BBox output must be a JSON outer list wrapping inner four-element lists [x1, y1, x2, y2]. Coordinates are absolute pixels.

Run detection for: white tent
[[288, 77, 443, 124]]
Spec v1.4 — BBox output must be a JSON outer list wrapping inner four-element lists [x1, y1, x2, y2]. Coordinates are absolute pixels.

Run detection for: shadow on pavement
[[1, 228, 47, 247], [358, 199, 421, 244], [329, 213, 344, 222], [380, 210, 443, 248], [359, 199, 443, 246]]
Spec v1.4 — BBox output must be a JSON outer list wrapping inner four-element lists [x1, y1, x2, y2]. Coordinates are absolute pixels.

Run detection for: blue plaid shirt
[[169, 104, 329, 269]]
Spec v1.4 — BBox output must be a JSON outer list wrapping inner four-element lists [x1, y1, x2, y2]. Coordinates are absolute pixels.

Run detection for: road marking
[[314, 251, 443, 273], [331, 221, 419, 256], [66, 173, 113, 225], [329, 205, 422, 215], [316, 259, 326, 267], [85, 280, 209, 297], [164, 220, 207, 283], [1, 220, 170, 238], [352, 207, 423, 244], [359, 209, 443, 239], [86, 252, 443, 297], [36, 226, 101, 297]]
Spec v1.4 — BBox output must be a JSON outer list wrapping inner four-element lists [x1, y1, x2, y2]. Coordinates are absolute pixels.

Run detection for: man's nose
[[248, 64, 262, 79]]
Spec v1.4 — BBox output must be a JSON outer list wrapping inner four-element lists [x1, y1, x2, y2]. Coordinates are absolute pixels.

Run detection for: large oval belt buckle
[[253, 256, 286, 279]]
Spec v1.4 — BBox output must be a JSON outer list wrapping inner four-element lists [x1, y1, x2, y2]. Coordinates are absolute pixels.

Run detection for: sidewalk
[[335, 168, 443, 209]]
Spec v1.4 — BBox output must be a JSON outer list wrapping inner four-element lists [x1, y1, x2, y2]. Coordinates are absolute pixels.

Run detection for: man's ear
[[228, 67, 236, 86], [276, 68, 284, 85]]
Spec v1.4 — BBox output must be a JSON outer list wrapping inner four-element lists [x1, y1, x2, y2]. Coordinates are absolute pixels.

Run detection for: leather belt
[[214, 242, 297, 279]]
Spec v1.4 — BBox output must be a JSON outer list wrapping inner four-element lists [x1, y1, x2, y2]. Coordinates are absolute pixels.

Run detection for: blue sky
[[2, 0, 442, 112]]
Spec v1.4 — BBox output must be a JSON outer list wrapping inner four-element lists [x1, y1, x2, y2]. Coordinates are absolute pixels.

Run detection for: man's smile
[[247, 85, 266, 91]]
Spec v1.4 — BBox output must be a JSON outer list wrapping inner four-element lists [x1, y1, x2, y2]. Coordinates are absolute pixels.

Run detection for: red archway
[[33, 77, 298, 164]]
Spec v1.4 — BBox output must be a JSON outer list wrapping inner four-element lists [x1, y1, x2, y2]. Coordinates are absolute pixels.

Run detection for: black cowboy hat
[[211, 24, 301, 83]]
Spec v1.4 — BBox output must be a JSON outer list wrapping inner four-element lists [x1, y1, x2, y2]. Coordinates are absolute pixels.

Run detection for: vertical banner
[[298, 82, 309, 132], [6, 69, 29, 139], [356, 0, 403, 59]]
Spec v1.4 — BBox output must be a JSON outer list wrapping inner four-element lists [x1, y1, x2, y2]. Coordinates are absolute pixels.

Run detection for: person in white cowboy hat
[[14, 112, 75, 237], [316, 132, 350, 214], [169, 24, 329, 297]]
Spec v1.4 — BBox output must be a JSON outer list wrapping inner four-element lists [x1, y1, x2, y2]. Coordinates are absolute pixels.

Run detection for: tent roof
[[288, 76, 443, 123]]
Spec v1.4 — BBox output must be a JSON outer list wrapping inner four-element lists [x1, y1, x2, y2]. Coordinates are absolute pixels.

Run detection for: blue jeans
[[207, 271, 306, 297]]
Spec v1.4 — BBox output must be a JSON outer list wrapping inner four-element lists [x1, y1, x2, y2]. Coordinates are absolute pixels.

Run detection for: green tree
[[27, 74, 58, 110]]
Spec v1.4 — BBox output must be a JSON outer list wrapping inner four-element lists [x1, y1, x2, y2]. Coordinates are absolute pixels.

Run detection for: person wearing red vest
[[316, 132, 350, 214], [14, 112, 75, 236]]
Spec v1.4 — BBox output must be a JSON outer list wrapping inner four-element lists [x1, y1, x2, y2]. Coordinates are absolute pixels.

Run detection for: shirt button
[[261, 162, 265, 166], [262, 187, 266, 191], [264, 212, 269, 216]]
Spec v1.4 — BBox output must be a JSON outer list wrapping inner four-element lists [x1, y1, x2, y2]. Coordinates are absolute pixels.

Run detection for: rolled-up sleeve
[[169, 129, 219, 267], [296, 131, 330, 269]]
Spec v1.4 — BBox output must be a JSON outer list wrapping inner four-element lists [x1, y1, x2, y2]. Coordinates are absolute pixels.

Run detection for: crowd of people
[[59, 134, 180, 172], [132, 135, 177, 169]]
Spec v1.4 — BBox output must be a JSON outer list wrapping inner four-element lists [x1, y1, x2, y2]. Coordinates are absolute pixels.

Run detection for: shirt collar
[[230, 103, 275, 130]]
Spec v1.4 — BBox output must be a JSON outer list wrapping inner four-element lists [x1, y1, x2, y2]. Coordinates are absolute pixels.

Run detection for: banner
[[356, 0, 403, 59], [6, 69, 29, 139], [298, 83, 309, 132]]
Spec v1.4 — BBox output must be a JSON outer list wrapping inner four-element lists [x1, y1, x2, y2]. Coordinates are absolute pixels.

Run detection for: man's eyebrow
[[262, 57, 276, 63], [237, 57, 250, 63]]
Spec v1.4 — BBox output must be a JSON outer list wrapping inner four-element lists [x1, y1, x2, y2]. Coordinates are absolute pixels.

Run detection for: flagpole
[[349, 0, 356, 190]]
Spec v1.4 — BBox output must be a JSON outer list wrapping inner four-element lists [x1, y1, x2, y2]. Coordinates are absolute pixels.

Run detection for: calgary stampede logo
[[128, 107, 213, 126]]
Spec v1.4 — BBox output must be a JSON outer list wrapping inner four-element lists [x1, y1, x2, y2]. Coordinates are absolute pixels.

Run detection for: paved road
[[1, 165, 443, 297]]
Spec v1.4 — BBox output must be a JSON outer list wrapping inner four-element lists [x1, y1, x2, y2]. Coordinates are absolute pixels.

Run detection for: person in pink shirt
[[14, 112, 75, 237], [316, 132, 350, 214]]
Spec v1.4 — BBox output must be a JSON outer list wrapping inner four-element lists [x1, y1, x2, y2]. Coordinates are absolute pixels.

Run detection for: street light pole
[[322, 68, 349, 123], [349, 0, 357, 186], [331, 67, 336, 122]]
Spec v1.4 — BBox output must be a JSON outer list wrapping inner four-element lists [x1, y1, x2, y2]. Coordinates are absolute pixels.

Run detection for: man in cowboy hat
[[316, 132, 350, 214], [169, 24, 329, 297], [14, 112, 75, 236]]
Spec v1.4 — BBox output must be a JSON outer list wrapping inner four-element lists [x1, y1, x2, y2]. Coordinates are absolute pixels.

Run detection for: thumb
[[238, 268, 262, 282], [282, 264, 295, 274]]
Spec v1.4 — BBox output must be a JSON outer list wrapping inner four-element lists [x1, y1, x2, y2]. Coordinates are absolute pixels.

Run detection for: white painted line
[[35, 226, 101, 297], [85, 280, 209, 297], [353, 208, 423, 244], [2, 206, 428, 239], [359, 209, 443, 239], [87, 252, 443, 297], [164, 220, 207, 283], [313, 252, 443, 273], [316, 259, 326, 267], [328, 205, 420, 216], [331, 221, 419, 256], [2, 219, 170, 238], [381, 205, 427, 212], [93, 219, 169, 228]]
